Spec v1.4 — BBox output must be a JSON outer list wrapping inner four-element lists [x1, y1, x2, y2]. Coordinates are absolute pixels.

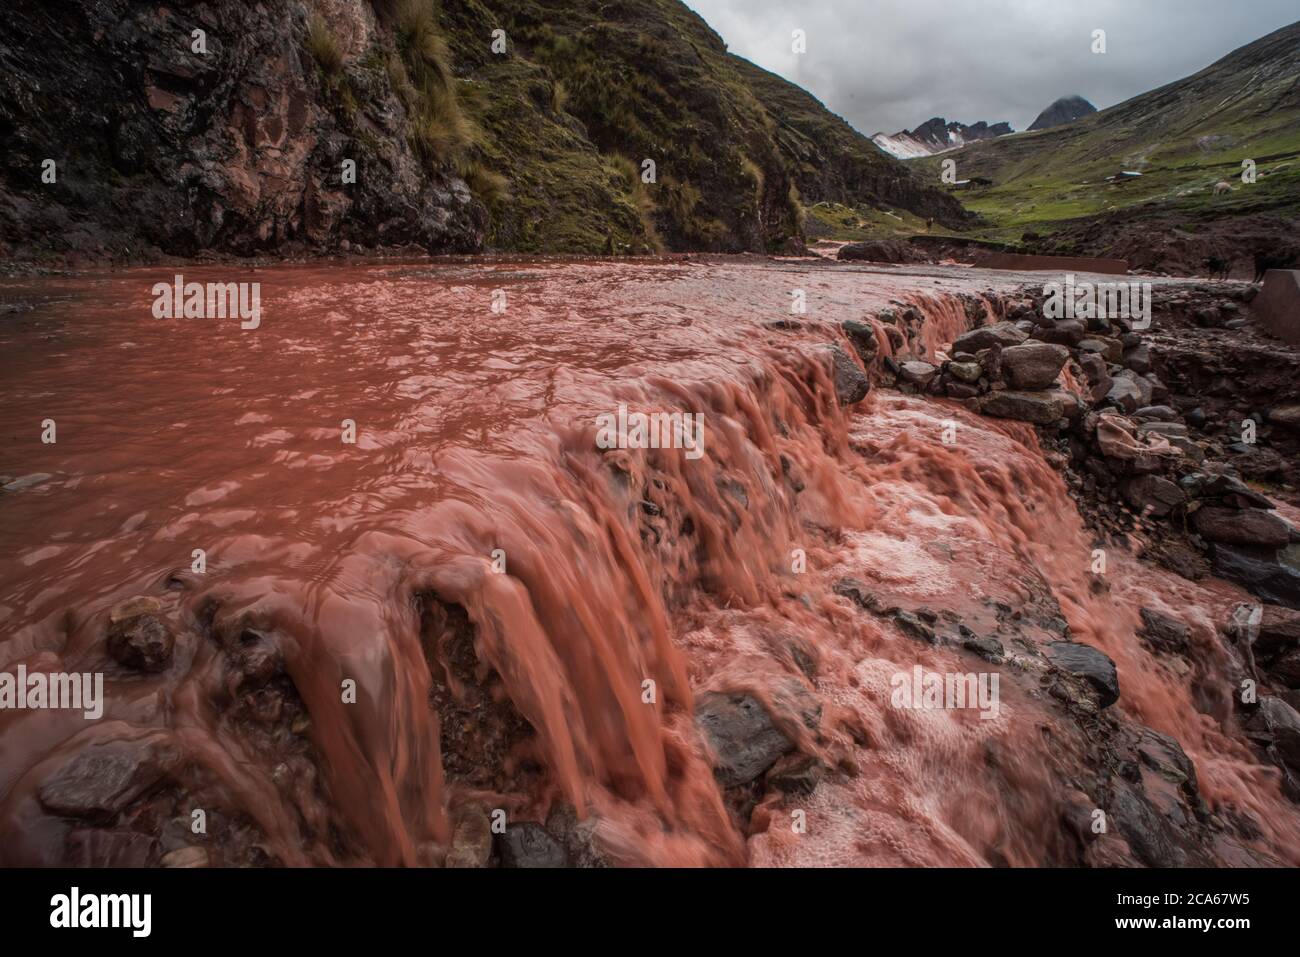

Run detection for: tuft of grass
[[391, 1, 479, 164], [612, 154, 662, 251], [458, 157, 512, 206], [550, 79, 569, 115], [306, 13, 344, 77]]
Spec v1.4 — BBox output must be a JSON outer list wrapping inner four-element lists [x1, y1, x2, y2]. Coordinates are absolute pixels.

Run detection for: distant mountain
[[1027, 95, 1097, 131], [871, 117, 1013, 159], [913, 21, 1300, 272]]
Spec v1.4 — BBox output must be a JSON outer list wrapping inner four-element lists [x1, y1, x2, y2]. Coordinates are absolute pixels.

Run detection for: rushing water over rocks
[[1, 257, 1298, 867]]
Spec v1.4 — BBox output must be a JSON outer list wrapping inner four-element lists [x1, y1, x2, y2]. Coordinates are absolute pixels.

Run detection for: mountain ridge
[[0, 0, 970, 261], [871, 117, 1013, 160]]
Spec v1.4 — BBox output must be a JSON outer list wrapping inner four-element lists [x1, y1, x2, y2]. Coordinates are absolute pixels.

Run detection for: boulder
[[1250, 269, 1300, 346], [38, 737, 176, 822], [946, 360, 983, 384], [1184, 473, 1274, 509], [1212, 545, 1300, 609], [1244, 697, 1300, 774], [1138, 607, 1191, 654], [898, 360, 938, 389], [1121, 475, 1184, 517], [496, 822, 569, 868], [823, 343, 870, 406], [1046, 641, 1120, 707], [696, 691, 795, 787], [107, 597, 174, 672], [1134, 405, 1178, 422], [979, 390, 1065, 425], [1194, 507, 1291, 549], [1258, 605, 1300, 656], [1078, 352, 1112, 402], [1123, 342, 1153, 374], [841, 319, 879, 363], [999, 342, 1069, 390], [838, 240, 920, 264], [545, 804, 612, 868], [1031, 319, 1086, 346], [1105, 377, 1143, 413], [952, 322, 1027, 353]]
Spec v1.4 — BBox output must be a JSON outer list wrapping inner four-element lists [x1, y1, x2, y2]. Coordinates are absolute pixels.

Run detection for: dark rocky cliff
[[0, 0, 971, 260]]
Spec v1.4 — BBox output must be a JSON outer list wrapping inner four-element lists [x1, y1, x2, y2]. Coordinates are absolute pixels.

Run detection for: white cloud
[[683, 0, 1298, 134]]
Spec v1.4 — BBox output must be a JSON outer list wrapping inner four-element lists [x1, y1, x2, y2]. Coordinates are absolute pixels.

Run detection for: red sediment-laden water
[[0, 257, 1296, 866]]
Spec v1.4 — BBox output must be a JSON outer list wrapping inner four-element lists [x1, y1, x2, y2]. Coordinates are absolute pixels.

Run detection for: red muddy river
[[0, 257, 1296, 866]]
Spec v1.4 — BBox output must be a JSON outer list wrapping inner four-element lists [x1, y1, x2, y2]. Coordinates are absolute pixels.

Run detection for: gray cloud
[[684, 0, 1298, 134]]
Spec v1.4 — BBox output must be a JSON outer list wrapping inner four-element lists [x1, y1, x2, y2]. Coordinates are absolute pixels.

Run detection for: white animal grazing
[[1213, 181, 1234, 196]]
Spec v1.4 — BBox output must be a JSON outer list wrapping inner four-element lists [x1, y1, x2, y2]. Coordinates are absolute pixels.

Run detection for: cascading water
[[1, 258, 1296, 867]]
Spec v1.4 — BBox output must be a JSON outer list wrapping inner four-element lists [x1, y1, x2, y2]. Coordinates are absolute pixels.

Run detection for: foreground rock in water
[[696, 692, 796, 788], [825, 343, 872, 405], [1045, 642, 1120, 708], [106, 597, 175, 672]]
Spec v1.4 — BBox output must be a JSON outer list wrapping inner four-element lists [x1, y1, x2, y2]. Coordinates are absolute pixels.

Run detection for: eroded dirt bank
[[1, 257, 1298, 867]]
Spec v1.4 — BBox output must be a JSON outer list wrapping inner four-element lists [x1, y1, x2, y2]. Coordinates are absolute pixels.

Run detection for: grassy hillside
[[912, 20, 1300, 261], [435, 0, 969, 252]]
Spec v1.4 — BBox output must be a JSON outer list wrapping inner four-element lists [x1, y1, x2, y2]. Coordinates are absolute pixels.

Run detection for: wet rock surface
[[106, 597, 175, 672], [696, 691, 796, 787], [1046, 642, 1120, 708], [496, 822, 569, 868]]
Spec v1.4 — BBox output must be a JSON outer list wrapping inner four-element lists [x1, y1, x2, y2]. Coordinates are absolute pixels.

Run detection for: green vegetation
[[911, 21, 1300, 249], [403, 0, 963, 253], [393, 0, 478, 164]]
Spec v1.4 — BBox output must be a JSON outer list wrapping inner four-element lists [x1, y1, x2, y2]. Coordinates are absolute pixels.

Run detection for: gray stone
[[1194, 507, 1291, 549], [952, 322, 1027, 353], [824, 343, 870, 406], [496, 822, 569, 868], [979, 390, 1065, 425], [1245, 697, 1300, 774], [1135, 405, 1178, 422], [1212, 545, 1300, 610], [1122, 475, 1185, 518], [946, 360, 983, 383], [898, 360, 938, 389], [841, 319, 878, 363], [39, 738, 175, 822], [1046, 641, 1120, 707], [1139, 607, 1191, 653], [999, 342, 1069, 390], [696, 691, 795, 787]]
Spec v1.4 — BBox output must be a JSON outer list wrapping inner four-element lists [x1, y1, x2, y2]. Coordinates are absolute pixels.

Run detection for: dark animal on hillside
[[1204, 255, 1231, 280], [1255, 250, 1299, 283]]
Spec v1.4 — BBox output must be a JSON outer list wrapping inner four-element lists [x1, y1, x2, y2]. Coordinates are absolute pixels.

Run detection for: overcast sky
[[683, 0, 1298, 134]]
